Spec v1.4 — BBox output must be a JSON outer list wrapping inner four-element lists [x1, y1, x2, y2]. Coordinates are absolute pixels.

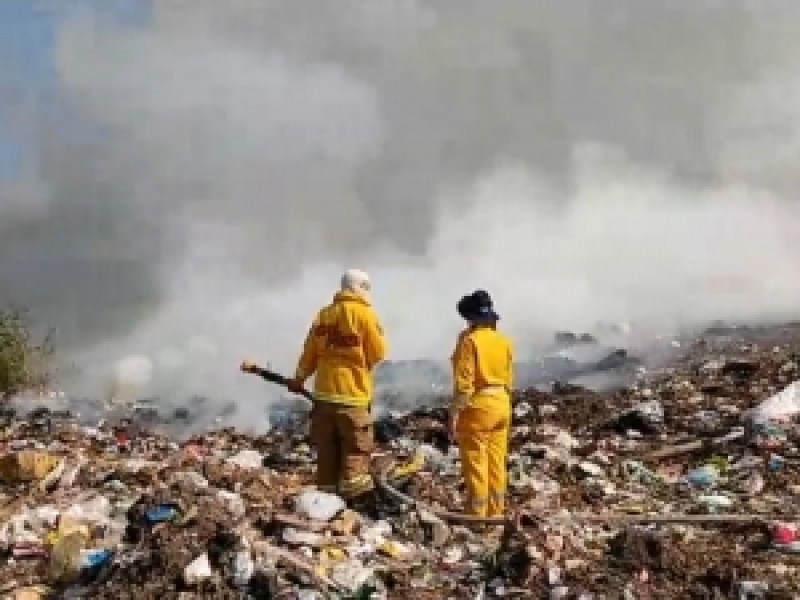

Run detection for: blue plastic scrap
[[145, 505, 179, 524]]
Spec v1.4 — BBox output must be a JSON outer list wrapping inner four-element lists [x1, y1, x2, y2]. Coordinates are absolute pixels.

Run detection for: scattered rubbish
[[686, 465, 720, 488], [183, 553, 212, 584], [0, 451, 61, 483], [226, 449, 264, 470], [698, 494, 735, 510], [751, 380, 800, 422], [2, 323, 800, 596], [294, 490, 346, 522], [144, 504, 178, 524]]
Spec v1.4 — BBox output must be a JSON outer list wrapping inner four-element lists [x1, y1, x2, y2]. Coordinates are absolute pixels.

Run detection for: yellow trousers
[[455, 393, 511, 518]]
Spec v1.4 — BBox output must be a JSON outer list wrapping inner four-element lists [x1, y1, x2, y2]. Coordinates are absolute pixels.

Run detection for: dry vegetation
[[0, 308, 53, 398]]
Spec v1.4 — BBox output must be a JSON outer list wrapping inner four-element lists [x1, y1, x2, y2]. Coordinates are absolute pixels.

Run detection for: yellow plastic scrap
[[0, 451, 61, 483], [390, 451, 425, 480], [37, 458, 66, 492], [48, 530, 88, 582], [330, 509, 360, 536], [316, 546, 348, 579], [707, 456, 730, 474], [313, 564, 330, 579], [320, 547, 346, 563], [12, 586, 51, 600], [45, 516, 91, 548], [176, 504, 199, 526], [378, 540, 410, 559]]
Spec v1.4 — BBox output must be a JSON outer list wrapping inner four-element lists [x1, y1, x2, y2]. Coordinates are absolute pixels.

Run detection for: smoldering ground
[[2, 2, 800, 429]]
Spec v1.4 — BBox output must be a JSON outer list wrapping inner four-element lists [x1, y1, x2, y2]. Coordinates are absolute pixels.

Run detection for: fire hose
[[241, 363, 774, 528], [241, 363, 316, 403], [374, 464, 774, 527]]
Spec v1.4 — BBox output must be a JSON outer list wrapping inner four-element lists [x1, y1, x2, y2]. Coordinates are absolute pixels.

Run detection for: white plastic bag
[[752, 381, 800, 421], [216, 490, 246, 519], [226, 449, 263, 470], [233, 549, 255, 586], [184, 553, 212, 584], [62, 495, 112, 523], [294, 490, 345, 522]]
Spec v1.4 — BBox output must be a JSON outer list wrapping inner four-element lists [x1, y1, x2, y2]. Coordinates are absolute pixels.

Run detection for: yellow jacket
[[294, 290, 387, 407], [451, 326, 513, 407]]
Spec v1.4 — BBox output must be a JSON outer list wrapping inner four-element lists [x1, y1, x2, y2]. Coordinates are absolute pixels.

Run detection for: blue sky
[[0, 0, 151, 180]]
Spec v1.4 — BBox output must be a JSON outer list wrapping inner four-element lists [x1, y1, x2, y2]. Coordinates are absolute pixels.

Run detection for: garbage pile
[[373, 331, 646, 407], [3, 325, 800, 598], [513, 330, 644, 391]]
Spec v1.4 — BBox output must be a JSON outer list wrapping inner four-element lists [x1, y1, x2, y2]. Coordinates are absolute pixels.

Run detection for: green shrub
[[0, 308, 53, 398]]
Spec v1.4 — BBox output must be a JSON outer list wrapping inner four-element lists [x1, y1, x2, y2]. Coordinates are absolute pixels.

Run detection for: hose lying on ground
[[374, 464, 775, 527], [375, 463, 507, 525], [242, 366, 772, 528]]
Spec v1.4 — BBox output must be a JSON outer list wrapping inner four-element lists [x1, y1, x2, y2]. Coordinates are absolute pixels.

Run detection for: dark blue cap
[[457, 289, 500, 322]]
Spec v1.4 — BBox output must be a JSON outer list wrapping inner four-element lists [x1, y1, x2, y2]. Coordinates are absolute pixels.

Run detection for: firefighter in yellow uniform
[[283, 269, 422, 499], [449, 290, 513, 518]]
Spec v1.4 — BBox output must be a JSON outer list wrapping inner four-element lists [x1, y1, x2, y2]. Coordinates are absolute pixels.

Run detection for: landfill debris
[[294, 490, 346, 522], [0, 451, 61, 483], [752, 380, 800, 422], [183, 552, 212, 584], [3, 323, 800, 596]]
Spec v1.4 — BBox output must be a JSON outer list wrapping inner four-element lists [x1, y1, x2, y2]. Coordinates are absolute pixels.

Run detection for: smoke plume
[[2, 1, 800, 426]]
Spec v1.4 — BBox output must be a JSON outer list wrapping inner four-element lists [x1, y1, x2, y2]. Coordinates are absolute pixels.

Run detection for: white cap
[[341, 268, 371, 299]]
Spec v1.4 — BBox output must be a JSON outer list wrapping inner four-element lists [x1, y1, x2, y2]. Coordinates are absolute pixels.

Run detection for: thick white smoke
[[2, 2, 800, 427]]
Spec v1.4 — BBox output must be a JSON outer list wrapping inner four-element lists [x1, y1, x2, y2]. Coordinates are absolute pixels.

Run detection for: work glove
[[286, 378, 305, 395], [240, 360, 260, 374], [447, 410, 459, 442], [447, 394, 467, 441]]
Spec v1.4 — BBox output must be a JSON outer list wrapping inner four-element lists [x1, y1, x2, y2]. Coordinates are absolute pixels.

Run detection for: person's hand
[[287, 378, 305, 395], [447, 413, 458, 441], [240, 360, 259, 374]]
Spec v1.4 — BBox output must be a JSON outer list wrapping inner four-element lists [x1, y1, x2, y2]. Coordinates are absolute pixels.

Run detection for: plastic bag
[[752, 381, 800, 421], [294, 490, 345, 522], [184, 553, 212, 584]]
